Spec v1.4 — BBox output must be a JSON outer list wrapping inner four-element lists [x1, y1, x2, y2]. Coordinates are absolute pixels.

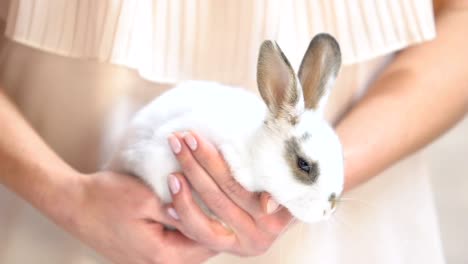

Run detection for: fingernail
[[266, 198, 280, 214], [168, 174, 180, 194], [167, 207, 179, 220], [183, 132, 198, 151], [168, 135, 181, 154]]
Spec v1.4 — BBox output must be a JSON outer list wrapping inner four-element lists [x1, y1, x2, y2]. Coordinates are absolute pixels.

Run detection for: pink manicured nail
[[168, 174, 180, 194], [183, 133, 198, 151], [168, 135, 181, 154], [167, 207, 179, 220], [266, 198, 280, 214]]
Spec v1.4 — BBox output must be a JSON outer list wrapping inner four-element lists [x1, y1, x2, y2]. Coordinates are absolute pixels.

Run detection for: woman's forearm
[[337, 2, 468, 191], [0, 89, 220, 263], [0, 89, 81, 223]]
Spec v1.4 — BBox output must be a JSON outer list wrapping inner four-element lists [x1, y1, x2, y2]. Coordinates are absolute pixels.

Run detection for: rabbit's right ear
[[257, 41, 301, 121], [298, 34, 341, 111]]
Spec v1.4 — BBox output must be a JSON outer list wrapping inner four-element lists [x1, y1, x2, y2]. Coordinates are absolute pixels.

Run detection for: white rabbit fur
[[109, 34, 344, 223]]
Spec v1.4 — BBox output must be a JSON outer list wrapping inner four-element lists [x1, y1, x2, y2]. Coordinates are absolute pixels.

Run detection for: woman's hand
[[0, 91, 214, 264], [66, 171, 215, 264], [166, 132, 295, 257]]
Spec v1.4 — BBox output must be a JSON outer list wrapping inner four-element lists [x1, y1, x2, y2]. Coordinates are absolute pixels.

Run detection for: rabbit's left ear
[[257, 41, 302, 121], [299, 34, 341, 111]]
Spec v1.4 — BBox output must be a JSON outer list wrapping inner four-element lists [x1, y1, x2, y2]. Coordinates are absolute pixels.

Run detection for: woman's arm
[[0, 90, 215, 263], [337, 0, 468, 190], [0, 89, 79, 220]]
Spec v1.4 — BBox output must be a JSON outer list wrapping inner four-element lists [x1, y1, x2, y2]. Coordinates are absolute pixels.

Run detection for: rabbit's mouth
[[283, 200, 332, 223]]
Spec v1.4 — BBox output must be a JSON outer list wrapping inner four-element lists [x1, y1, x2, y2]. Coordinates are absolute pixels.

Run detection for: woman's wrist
[[0, 89, 87, 230], [49, 172, 87, 232], [18, 166, 88, 234]]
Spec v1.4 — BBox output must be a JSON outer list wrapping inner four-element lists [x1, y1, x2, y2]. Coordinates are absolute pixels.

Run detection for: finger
[[143, 218, 217, 264], [145, 221, 217, 264], [143, 219, 216, 264], [165, 173, 237, 252], [182, 131, 262, 215], [258, 193, 296, 235], [162, 229, 217, 263], [260, 193, 281, 215], [168, 133, 256, 232], [169, 133, 292, 255], [182, 131, 295, 236], [174, 132, 293, 238]]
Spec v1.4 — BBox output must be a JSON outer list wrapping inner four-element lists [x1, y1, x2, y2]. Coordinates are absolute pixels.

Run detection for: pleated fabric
[[4, 0, 436, 86]]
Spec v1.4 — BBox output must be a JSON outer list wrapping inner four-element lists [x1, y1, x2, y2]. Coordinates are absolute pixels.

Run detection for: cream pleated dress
[[0, 0, 445, 263]]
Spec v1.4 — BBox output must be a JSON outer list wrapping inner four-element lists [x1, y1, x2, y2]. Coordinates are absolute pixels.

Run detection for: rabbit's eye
[[297, 157, 311, 173]]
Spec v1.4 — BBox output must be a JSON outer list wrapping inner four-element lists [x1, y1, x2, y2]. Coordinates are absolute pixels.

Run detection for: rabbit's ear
[[257, 41, 301, 120], [298, 34, 341, 111]]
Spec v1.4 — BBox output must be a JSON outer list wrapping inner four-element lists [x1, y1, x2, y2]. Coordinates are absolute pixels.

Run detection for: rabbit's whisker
[[336, 197, 379, 211]]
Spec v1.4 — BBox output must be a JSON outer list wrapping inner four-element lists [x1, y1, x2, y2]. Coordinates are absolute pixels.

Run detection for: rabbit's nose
[[328, 193, 337, 211]]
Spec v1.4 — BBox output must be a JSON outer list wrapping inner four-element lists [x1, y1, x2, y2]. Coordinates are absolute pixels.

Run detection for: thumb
[[260, 193, 281, 215]]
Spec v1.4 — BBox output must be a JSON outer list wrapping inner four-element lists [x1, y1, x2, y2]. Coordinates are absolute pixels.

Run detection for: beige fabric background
[[4, 0, 435, 86]]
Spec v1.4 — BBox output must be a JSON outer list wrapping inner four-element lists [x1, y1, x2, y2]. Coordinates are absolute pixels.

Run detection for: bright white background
[[425, 115, 468, 264]]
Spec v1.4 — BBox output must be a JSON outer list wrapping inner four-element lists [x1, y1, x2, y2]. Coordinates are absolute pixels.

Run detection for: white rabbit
[[109, 33, 344, 223]]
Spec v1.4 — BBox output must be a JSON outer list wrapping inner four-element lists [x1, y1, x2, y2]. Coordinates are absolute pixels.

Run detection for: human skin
[[0, 90, 218, 264], [0, 0, 467, 263]]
